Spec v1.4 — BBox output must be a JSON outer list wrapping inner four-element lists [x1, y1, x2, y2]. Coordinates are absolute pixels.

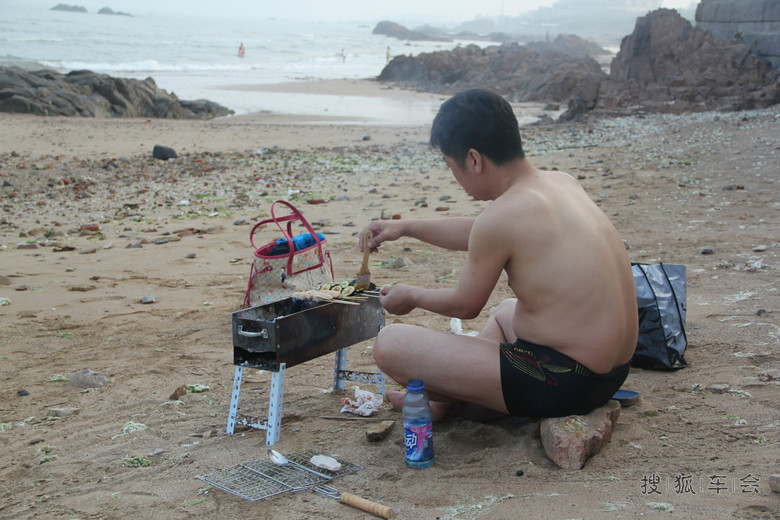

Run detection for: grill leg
[[333, 348, 347, 391], [226, 365, 243, 435], [266, 363, 286, 446]]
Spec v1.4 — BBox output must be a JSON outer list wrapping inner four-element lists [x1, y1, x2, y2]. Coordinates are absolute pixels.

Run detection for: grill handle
[[237, 325, 268, 339]]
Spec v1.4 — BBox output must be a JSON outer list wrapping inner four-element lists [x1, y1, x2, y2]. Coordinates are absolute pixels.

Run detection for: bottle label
[[404, 422, 433, 462]]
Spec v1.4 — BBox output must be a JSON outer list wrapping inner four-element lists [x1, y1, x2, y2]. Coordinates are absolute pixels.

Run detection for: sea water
[[1, 4, 479, 121]]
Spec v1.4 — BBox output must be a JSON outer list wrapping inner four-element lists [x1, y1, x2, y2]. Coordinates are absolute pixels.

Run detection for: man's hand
[[359, 221, 403, 252], [378, 284, 416, 315]]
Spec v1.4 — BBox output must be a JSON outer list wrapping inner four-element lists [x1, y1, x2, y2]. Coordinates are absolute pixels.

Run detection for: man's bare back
[[479, 166, 638, 373]]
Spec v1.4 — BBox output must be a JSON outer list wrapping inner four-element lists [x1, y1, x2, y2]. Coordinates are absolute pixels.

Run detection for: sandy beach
[[0, 79, 778, 519]]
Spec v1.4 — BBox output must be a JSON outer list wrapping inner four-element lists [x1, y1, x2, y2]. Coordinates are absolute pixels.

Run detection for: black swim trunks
[[499, 338, 630, 417]]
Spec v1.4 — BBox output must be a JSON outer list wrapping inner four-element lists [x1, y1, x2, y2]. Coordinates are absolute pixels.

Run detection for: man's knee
[[373, 323, 409, 368]]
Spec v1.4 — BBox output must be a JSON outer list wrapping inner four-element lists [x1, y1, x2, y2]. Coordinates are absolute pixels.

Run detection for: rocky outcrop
[[602, 8, 779, 113], [377, 9, 779, 120], [0, 67, 233, 119], [696, 0, 780, 68], [525, 34, 609, 60], [372, 21, 451, 42], [97, 7, 133, 16], [378, 43, 606, 106], [51, 4, 87, 12]]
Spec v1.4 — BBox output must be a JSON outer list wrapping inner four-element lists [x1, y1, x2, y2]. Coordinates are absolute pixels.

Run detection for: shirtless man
[[360, 89, 638, 419]]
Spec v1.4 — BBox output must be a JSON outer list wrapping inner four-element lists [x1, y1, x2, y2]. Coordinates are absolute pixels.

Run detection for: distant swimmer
[[238, 43, 245, 58], [341, 48, 346, 62]]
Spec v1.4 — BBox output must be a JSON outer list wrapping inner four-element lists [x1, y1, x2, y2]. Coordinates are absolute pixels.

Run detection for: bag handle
[[249, 200, 326, 275]]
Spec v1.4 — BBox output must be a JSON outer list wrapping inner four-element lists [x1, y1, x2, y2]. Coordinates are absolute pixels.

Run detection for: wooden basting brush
[[355, 231, 373, 291]]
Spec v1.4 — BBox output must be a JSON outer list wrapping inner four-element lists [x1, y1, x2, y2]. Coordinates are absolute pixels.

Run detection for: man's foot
[[387, 391, 508, 422], [387, 391, 453, 422]]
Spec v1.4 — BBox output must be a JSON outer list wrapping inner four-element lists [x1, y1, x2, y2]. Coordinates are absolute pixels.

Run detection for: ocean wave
[[37, 59, 259, 74]]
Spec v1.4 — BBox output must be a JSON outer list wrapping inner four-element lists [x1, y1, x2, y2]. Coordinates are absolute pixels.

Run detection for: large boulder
[[51, 4, 87, 12], [372, 21, 451, 42], [602, 8, 779, 112], [0, 67, 233, 119], [378, 42, 607, 105]]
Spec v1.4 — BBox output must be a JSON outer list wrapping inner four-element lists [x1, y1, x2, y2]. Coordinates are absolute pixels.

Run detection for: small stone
[[0, 275, 10, 285], [17, 243, 38, 250], [362, 135, 371, 141], [68, 368, 112, 389], [516, 470, 524, 477], [17, 389, 29, 396], [706, 383, 730, 394], [365, 420, 395, 442], [769, 474, 780, 493], [185, 253, 196, 259], [758, 369, 780, 382], [153, 145, 178, 160], [169, 385, 187, 400], [15, 285, 28, 291], [756, 309, 767, 317], [69, 285, 96, 292], [540, 400, 621, 470], [386, 257, 408, 269], [752, 244, 767, 252], [141, 295, 156, 304], [699, 247, 714, 255]]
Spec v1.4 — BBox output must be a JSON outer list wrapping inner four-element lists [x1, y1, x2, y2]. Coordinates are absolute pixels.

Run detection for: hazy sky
[[30, 0, 698, 23]]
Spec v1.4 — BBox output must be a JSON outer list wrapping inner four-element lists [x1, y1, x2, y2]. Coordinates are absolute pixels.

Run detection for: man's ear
[[466, 148, 483, 173]]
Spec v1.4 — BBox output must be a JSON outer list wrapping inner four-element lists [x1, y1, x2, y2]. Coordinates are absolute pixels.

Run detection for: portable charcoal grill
[[227, 293, 386, 445]]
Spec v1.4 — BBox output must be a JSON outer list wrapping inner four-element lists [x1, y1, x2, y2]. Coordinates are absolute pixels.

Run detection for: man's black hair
[[430, 89, 525, 167]]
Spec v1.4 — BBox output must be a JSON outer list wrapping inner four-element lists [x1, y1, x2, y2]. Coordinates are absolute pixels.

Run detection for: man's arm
[[362, 217, 475, 252], [378, 213, 510, 318]]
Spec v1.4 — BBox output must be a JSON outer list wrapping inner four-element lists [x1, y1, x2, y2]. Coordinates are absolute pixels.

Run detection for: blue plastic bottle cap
[[407, 379, 424, 391]]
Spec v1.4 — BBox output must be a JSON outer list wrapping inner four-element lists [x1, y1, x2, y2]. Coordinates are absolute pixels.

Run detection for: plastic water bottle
[[403, 379, 434, 468]]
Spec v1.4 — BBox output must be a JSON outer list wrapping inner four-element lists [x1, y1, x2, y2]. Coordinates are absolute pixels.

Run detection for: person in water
[[360, 89, 638, 421], [238, 43, 245, 58]]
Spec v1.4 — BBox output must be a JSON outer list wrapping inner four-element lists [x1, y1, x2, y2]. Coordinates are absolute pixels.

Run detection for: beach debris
[[699, 247, 714, 255], [121, 421, 147, 435], [646, 502, 674, 512], [539, 399, 620, 470], [68, 368, 112, 389], [140, 294, 156, 304], [310, 454, 342, 472], [152, 145, 178, 160], [48, 407, 80, 418], [0, 298, 10, 306], [753, 244, 767, 252], [340, 387, 383, 417], [450, 318, 479, 337], [365, 420, 395, 442], [186, 384, 210, 393]]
